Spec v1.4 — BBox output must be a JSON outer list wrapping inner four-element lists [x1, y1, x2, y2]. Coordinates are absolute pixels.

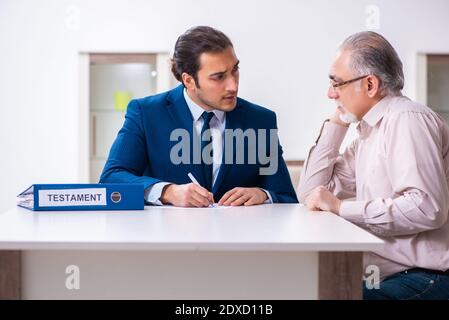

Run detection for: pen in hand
[[187, 172, 215, 207]]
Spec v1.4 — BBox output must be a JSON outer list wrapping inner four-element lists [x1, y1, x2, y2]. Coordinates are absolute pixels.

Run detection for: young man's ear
[[182, 73, 197, 91]]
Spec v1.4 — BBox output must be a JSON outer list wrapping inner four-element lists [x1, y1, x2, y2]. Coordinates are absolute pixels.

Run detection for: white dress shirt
[[299, 95, 449, 279]]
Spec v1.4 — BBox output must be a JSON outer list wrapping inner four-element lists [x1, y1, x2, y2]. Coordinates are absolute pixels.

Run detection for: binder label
[[38, 188, 107, 207]]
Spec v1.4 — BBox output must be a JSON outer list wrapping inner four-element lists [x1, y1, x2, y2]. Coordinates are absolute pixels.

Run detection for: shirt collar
[[183, 89, 225, 123], [361, 94, 397, 128]]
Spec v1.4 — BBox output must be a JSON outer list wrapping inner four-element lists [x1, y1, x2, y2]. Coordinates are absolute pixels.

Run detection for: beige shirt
[[299, 95, 449, 279]]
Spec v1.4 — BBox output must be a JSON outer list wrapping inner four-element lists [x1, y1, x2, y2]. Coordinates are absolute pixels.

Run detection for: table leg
[[0, 250, 21, 299], [318, 252, 363, 300]]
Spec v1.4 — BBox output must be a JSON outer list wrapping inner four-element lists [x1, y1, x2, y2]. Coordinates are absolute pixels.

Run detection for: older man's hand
[[305, 186, 341, 214]]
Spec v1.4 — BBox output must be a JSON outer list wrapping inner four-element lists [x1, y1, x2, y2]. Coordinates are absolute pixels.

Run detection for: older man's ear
[[366, 75, 381, 98]]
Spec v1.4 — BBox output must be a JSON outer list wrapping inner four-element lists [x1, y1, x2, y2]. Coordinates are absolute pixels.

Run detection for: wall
[[1, 0, 449, 211]]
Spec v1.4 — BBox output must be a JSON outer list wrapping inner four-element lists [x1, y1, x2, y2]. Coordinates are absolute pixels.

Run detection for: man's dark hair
[[171, 26, 233, 88]]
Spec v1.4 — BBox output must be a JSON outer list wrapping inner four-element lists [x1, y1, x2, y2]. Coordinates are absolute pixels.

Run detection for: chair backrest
[[285, 160, 304, 193]]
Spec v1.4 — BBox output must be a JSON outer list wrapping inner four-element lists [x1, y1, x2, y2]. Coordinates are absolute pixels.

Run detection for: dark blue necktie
[[200, 111, 214, 191]]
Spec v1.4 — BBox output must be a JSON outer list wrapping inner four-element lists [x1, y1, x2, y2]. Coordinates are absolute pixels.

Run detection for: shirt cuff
[[261, 189, 273, 204], [339, 200, 367, 225], [317, 121, 349, 148], [144, 182, 171, 205]]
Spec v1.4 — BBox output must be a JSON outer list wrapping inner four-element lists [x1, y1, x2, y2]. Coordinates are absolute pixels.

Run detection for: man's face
[[187, 46, 240, 112], [328, 49, 371, 120]]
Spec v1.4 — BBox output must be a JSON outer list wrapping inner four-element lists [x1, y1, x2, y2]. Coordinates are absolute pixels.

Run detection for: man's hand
[[160, 183, 214, 207], [218, 187, 268, 206], [305, 186, 341, 214]]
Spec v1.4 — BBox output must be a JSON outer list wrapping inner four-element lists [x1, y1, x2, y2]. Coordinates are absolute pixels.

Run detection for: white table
[[0, 204, 383, 299]]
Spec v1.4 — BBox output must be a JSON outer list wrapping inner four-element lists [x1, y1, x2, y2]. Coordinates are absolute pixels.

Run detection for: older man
[[299, 31, 449, 300]]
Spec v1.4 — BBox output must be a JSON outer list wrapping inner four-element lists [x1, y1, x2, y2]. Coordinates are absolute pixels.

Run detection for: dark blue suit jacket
[[99, 85, 298, 203]]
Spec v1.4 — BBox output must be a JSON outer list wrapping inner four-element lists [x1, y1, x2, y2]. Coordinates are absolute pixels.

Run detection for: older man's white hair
[[340, 31, 404, 96]]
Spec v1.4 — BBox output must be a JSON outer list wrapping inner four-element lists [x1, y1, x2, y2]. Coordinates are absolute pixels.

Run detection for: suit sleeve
[[258, 113, 299, 203], [99, 99, 162, 190]]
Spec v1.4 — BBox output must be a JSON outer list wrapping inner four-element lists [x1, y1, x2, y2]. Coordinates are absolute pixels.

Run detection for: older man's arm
[[298, 119, 358, 203]]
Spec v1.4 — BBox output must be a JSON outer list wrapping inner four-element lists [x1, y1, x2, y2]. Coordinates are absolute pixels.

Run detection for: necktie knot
[[201, 111, 214, 127]]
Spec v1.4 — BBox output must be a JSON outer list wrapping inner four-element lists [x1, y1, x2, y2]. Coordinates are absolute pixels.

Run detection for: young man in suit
[[100, 26, 298, 207]]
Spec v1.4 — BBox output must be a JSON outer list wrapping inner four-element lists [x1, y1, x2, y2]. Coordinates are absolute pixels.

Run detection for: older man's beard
[[339, 111, 358, 124], [336, 103, 358, 124]]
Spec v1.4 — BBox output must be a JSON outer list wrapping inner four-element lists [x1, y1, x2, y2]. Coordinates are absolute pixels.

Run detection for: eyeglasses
[[329, 75, 369, 93]]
